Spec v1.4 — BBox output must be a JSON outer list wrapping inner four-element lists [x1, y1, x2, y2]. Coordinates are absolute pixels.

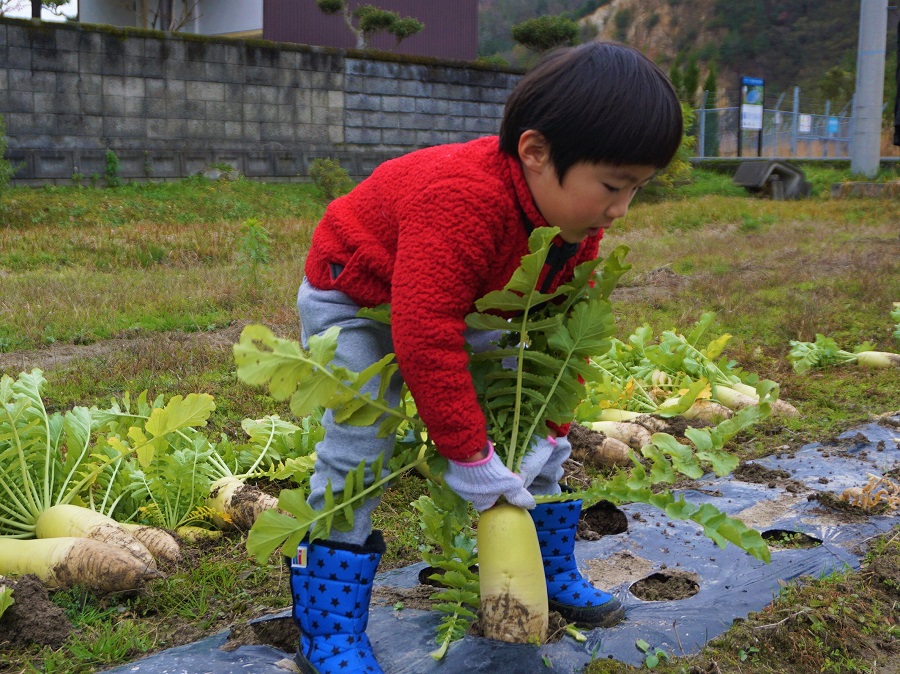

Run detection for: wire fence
[[694, 106, 854, 159], [691, 89, 893, 160]]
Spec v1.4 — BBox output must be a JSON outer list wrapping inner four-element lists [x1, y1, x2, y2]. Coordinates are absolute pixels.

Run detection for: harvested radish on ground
[[118, 523, 181, 564], [0, 538, 161, 592], [35, 505, 157, 571], [587, 421, 653, 450], [789, 334, 900, 373], [207, 476, 280, 531], [719, 382, 799, 417]]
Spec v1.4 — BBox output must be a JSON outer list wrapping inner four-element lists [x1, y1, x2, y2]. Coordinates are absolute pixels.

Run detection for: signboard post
[[739, 76, 764, 157]]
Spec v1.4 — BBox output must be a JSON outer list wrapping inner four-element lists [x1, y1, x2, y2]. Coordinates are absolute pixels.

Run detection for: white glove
[[443, 442, 536, 512]]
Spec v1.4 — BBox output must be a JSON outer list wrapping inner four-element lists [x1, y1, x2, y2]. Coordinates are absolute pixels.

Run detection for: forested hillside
[[479, 0, 898, 109]]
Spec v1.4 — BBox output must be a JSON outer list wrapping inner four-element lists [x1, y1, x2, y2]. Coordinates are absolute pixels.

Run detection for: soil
[[586, 551, 656, 589], [629, 570, 701, 602], [0, 575, 73, 649], [578, 500, 628, 540], [222, 612, 298, 653], [732, 461, 808, 494], [611, 266, 689, 304], [0, 322, 257, 374]]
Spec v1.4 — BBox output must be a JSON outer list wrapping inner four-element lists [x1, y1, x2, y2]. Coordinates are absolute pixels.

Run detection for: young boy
[[290, 41, 683, 674]]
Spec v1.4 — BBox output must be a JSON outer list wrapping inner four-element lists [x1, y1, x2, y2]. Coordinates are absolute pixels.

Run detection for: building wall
[[264, 0, 478, 62], [196, 0, 263, 36], [0, 18, 520, 185], [78, 0, 262, 35]]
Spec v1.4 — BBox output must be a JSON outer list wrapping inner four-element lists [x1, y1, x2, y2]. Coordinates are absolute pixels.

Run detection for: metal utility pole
[[850, 0, 889, 177]]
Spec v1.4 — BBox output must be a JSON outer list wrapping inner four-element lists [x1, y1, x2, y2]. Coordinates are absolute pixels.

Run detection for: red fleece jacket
[[304, 136, 602, 460]]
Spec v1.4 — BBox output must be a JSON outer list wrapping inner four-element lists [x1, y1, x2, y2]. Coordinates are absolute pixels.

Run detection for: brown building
[[263, 0, 478, 61]]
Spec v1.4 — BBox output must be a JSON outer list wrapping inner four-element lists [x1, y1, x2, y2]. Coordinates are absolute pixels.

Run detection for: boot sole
[[294, 653, 319, 674], [549, 598, 626, 628]]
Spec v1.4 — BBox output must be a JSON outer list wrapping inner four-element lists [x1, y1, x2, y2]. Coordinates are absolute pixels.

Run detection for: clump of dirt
[[470, 606, 568, 644], [0, 575, 73, 649], [222, 612, 297, 653], [810, 491, 875, 520], [568, 422, 630, 470], [733, 461, 807, 493], [630, 570, 700, 602], [868, 548, 900, 589], [371, 583, 438, 611]]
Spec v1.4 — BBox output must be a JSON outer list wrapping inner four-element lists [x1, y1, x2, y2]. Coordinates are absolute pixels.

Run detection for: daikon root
[[477, 503, 548, 644], [207, 476, 280, 531], [855, 351, 900, 368], [677, 399, 733, 422], [722, 383, 800, 418], [119, 523, 182, 565], [587, 421, 653, 450], [35, 504, 157, 572], [0, 537, 161, 593]]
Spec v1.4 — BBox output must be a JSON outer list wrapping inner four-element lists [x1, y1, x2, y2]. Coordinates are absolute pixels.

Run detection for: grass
[[0, 167, 899, 672]]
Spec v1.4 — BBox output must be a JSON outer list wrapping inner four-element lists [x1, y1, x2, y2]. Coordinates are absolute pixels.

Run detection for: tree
[[510, 15, 579, 53], [668, 63, 685, 101], [701, 62, 720, 157], [0, 115, 18, 198], [815, 65, 854, 109], [140, 0, 202, 32], [682, 55, 700, 106], [315, 0, 424, 50], [27, 0, 65, 19]]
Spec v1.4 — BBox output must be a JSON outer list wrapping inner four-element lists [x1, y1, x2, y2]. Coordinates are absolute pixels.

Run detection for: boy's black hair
[[499, 41, 683, 183]]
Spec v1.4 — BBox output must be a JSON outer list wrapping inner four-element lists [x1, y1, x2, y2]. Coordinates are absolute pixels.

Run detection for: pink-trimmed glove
[[443, 442, 536, 512], [517, 435, 559, 490], [525, 434, 572, 495]]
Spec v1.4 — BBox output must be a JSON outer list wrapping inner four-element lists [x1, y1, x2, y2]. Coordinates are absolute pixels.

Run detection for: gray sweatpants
[[297, 277, 566, 545]]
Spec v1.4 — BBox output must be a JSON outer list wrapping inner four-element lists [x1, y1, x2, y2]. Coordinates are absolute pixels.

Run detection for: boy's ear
[[517, 130, 551, 172]]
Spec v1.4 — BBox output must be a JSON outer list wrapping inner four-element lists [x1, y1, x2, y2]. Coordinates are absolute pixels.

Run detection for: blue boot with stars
[[531, 499, 625, 627], [289, 532, 385, 674]]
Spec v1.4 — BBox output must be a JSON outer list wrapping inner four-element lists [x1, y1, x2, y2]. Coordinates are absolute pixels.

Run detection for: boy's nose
[[605, 195, 632, 220]]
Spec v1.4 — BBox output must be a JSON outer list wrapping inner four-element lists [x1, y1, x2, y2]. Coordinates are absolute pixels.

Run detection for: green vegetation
[[307, 156, 355, 202], [0, 114, 16, 196], [511, 15, 579, 53], [315, 0, 423, 49], [0, 170, 898, 672]]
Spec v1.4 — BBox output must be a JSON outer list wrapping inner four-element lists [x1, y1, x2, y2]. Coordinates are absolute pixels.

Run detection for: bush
[[511, 15, 579, 53], [105, 149, 121, 188], [0, 115, 17, 194], [308, 158, 355, 202]]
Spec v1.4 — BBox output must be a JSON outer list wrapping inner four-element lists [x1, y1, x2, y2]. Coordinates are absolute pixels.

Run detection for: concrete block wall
[[0, 18, 521, 184]]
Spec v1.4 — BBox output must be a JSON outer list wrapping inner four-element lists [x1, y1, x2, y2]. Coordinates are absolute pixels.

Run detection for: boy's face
[[519, 131, 656, 243]]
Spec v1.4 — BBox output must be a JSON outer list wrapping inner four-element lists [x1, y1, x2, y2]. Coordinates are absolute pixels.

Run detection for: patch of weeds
[[308, 157, 354, 202], [52, 586, 120, 626], [65, 619, 156, 668], [762, 530, 822, 549], [739, 211, 777, 232], [372, 472, 430, 570], [673, 259, 694, 274], [635, 638, 670, 668], [104, 149, 121, 188]]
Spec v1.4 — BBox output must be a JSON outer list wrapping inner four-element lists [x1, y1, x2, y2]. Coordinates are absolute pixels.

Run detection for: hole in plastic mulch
[[761, 529, 823, 549], [629, 570, 700, 602]]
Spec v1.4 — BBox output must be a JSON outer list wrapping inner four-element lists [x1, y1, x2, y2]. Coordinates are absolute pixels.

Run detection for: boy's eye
[[603, 184, 622, 193]]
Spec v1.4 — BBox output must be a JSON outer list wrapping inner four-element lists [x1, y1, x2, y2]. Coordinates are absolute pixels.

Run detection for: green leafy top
[[466, 227, 627, 471]]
